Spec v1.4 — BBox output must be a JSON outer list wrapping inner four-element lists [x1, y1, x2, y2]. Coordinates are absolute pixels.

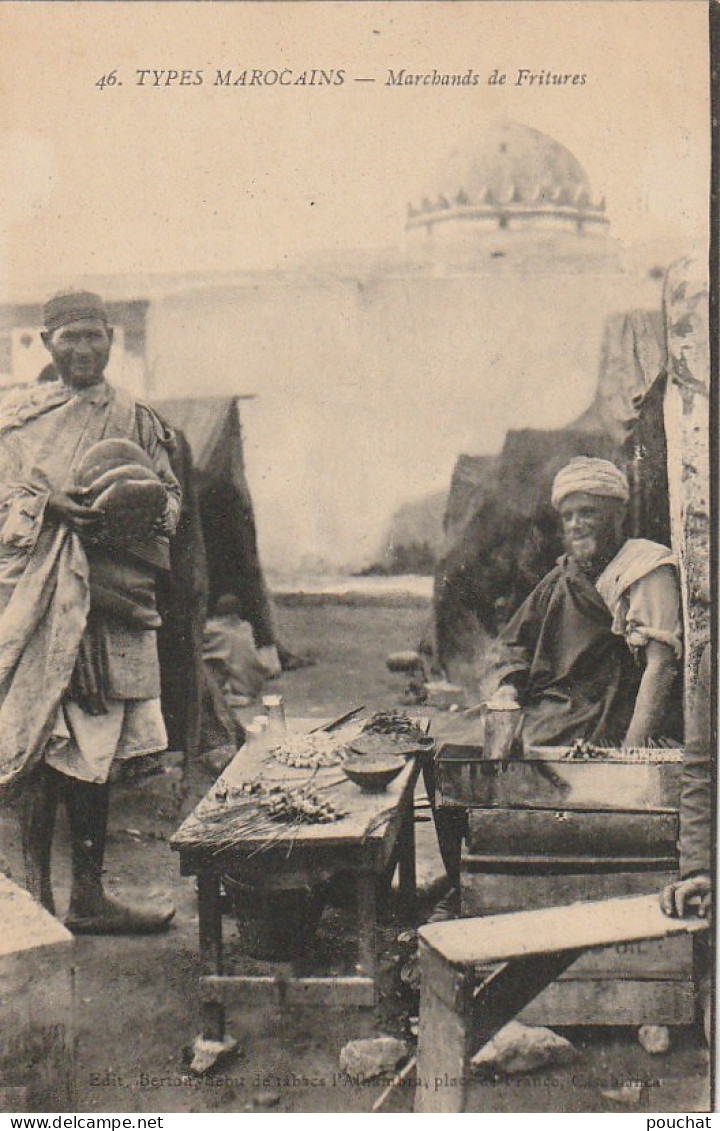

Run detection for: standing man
[[0, 291, 181, 934], [661, 644, 712, 917], [660, 643, 712, 1044]]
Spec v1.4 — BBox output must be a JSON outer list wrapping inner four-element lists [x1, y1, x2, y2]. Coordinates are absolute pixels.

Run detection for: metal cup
[[483, 702, 524, 762]]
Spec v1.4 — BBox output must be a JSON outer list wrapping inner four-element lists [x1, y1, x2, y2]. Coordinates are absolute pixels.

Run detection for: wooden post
[[663, 256, 710, 717], [0, 876, 76, 1111], [415, 942, 476, 1113]]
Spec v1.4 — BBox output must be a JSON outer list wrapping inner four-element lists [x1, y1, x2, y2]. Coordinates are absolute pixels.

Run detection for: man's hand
[[660, 874, 712, 919], [462, 702, 487, 719], [463, 684, 519, 718], [47, 492, 103, 539]]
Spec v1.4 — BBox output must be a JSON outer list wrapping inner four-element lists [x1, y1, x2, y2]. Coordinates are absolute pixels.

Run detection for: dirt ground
[[0, 599, 712, 1115]]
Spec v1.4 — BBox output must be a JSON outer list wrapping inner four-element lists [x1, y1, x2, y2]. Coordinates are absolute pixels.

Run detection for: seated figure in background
[[491, 457, 682, 748], [203, 593, 273, 715]]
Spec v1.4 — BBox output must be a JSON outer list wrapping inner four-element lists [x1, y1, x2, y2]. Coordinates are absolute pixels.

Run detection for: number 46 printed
[[95, 70, 121, 89]]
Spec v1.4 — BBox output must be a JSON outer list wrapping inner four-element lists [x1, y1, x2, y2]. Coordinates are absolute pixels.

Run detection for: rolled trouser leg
[[19, 762, 60, 914]]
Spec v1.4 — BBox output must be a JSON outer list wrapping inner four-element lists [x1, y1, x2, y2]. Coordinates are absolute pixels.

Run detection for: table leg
[[357, 872, 377, 996], [197, 870, 225, 1041], [397, 800, 417, 924]]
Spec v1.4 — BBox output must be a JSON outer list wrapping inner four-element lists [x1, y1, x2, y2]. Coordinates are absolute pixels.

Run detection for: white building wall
[[146, 263, 664, 574]]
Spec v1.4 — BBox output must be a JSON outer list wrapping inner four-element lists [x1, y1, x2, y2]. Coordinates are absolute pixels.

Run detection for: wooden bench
[[415, 894, 709, 1113], [0, 874, 76, 1111]]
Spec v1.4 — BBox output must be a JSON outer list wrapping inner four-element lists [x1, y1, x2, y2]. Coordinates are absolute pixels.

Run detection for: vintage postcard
[[0, 0, 713, 1119]]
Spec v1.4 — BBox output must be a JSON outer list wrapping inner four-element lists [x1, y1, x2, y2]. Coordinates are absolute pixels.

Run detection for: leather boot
[[19, 763, 59, 914], [64, 775, 174, 935]]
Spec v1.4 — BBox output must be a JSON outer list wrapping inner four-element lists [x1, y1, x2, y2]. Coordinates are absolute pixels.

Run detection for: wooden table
[[171, 719, 423, 1041]]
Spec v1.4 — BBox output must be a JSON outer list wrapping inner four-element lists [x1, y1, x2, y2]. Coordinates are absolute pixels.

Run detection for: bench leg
[[416, 943, 582, 1112], [415, 943, 476, 1112], [470, 950, 582, 1050]]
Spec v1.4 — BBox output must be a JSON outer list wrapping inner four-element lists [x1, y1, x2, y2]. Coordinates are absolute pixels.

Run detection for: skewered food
[[202, 780, 347, 851], [350, 710, 431, 758], [562, 739, 682, 762], [270, 731, 348, 768], [361, 710, 428, 742]]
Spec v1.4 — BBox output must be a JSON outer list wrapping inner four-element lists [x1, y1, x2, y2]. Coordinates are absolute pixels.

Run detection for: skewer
[[371, 1056, 417, 1113], [309, 705, 366, 733]]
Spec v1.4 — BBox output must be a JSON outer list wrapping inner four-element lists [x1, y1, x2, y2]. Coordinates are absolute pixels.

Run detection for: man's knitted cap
[[43, 291, 109, 333]]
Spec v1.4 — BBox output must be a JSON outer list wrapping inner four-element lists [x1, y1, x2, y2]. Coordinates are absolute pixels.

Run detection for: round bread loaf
[[75, 439, 165, 542], [75, 439, 155, 489], [83, 463, 159, 506], [91, 478, 167, 541]]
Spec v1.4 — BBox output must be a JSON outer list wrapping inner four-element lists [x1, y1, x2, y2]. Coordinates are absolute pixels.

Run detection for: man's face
[[559, 491, 625, 570], [42, 318, 113, 388]]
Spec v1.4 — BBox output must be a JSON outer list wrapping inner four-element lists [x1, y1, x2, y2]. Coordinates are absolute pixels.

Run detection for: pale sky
[[0, 0, 711, 289]]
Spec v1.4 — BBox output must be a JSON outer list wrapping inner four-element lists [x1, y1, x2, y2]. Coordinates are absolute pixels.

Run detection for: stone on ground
[[599, 1084, 644, 1105], [471, 1020, 577, 1075], [637, 1025, 671, 1055], [188, 1034, 239, 1076], [339, 1036, 407, 1081], [253, 1091, 281, 1107]]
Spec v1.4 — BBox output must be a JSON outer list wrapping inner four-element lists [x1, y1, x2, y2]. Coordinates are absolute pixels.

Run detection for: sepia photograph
[[0, 0, 714, 1118]]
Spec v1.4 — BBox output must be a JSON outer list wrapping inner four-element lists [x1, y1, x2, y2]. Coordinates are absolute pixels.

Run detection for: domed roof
[[438, 121, 592, 206], [408, 121, 606, 227]]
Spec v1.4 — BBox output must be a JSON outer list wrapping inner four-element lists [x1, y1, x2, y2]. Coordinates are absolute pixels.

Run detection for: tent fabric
[[442, 454, 497, 545], [434, 429, 620, 676], [582, 310, 666, 445], [622, 372, 671, 548], [156, 396, 275, 650], [154, 397, 239, 476], [156, 429, 208, 757]]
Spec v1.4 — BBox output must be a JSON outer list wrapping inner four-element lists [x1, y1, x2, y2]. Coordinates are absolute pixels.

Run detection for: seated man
[[492, 457, 682, 747], [428, 457, 682, 920], [203, 594, 272, 714]]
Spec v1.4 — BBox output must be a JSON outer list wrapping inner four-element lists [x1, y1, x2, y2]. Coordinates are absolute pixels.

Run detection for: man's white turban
[[551, 457, 629, 511]]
